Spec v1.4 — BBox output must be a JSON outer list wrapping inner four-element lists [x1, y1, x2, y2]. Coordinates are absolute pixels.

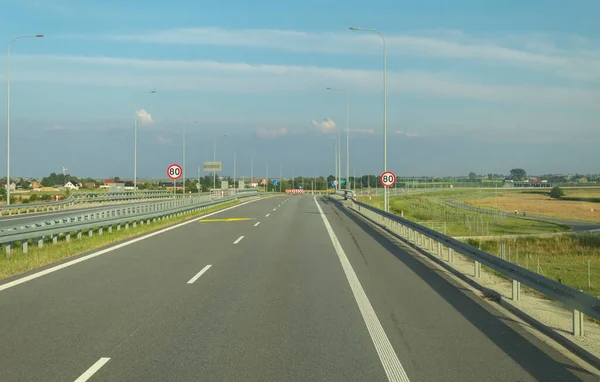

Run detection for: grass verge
[[463, 234, 600, 297], [0, 199, 242, 281], [358, 195, 570, 236]]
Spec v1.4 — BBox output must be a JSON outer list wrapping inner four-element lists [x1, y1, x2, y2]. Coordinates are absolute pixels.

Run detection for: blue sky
[[1, 0, 599, 180]]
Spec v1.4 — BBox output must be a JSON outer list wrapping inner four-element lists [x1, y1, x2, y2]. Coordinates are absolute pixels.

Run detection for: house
[[3, 182, 16, 191], [32, 182, 42, 190], [16, 181, 32, 189], [64, 181, 79, 190]]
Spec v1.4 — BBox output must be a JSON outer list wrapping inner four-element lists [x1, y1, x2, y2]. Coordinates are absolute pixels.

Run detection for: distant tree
[[468, 172, 477, 180], [510, 168, 527, 181], [550, 186, 565, 199], [487, 173, 493, 179], [113, 176, 121, 181]]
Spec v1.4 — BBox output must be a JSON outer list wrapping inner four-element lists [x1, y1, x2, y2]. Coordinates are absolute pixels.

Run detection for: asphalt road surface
[[0, 195, 597, 381]]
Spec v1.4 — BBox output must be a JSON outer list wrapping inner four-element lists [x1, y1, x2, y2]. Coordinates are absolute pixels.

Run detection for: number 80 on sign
[[380, 171, 396, 187], [167, 164, 182, 180]]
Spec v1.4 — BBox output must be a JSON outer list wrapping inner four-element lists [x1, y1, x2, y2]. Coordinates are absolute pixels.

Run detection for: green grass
[[464, 234, 600, 297], [358, 195, 570, 237], [0, 199, 241, 281]]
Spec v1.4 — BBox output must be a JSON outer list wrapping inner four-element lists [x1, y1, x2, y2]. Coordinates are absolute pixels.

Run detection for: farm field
[[464, 188, 600, 222]]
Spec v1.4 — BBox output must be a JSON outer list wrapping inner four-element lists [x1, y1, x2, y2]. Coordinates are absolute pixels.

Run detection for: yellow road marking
[[199, 218, 256, 223]]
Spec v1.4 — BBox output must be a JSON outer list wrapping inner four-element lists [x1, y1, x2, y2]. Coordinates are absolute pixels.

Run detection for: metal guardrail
[[332, 193, 600, 337], [0, 190, 173, 216], [0, 190, 260, 254]]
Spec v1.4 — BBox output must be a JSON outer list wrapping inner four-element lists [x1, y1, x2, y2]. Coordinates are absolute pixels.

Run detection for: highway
[[0, 197, 209, 229], [0, 195, 597, 381]]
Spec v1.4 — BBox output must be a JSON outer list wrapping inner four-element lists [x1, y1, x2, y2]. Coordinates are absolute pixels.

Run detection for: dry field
[[466, 189, 600, 222]]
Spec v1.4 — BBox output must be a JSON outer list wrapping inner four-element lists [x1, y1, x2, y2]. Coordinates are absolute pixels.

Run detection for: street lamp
[[350, 26, 388, 212], [324, 134, 338, 190], [213, 134, 227, 190], [6, 34, 44, 206], [133, 90, 156, 194], [233, 144, 244, 195], [327, 87, 349, 191], [182, 120, 199, 196]]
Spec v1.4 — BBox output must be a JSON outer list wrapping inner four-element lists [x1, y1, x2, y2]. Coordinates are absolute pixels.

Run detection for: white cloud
[[85, 27, 600, 80], [350, 128, 374, 134], [393, 130, 420, 138], [256, 127, 288, 139], [6, 54, 600, 108], [136, 109, 153, 125], [311, 119, 336, 133]]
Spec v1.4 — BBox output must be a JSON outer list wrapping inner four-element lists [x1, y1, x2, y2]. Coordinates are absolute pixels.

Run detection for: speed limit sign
[[380, 171, 396, 187], [167, 164, 182, 180]]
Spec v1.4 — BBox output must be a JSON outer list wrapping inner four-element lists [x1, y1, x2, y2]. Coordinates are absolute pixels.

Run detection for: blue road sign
[[298, 185, 303, 189], [273, 179, 278, 186], [330, 181, 336, 187]]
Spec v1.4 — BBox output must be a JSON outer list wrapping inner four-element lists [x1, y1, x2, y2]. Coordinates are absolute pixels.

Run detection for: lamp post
[[213, 134, 227, 190], [326, 87, 349, 191], [350, 26, 388, 211], [233, 144, 244, 195], [6, 34, 44, 206], [182, 120, 199, 196], [133, 90, 156, 195], [324, 134, 338, 190]]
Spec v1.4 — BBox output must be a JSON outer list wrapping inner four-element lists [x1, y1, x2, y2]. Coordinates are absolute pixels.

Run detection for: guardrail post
[[66, 233, 71, 242], [98, 227, 103, 236], [108, 226, 112, 233], [437, 242, 441, 256], [117, 224, 121, 231], [88, 229, 93, 238], [52, 235, 57, 244], [133, 221, 137, 228], [38, 238, 43, 248], [573, 310, 584, 337], [125, 223, 129, 229], [5, 243, 11, 257], [512, 280, 521, 301], [77, 230, 82, 239], [22, 241, 28, 254], [474, 261, 481, 278]]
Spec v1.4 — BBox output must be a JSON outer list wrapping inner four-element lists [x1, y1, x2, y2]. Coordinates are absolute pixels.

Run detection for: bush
[[550, 186, 565, 199], [29, 194, 39, 202], [40, 194, 51, 201]]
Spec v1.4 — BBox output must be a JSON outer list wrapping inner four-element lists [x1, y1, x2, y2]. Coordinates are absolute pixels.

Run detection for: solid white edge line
[[265, 213, 270, 217], [313, 196, 410, 382], [254, 222, 260, 227], [187, 264, 212, 284], [233, 236, 244, 244], [74, 357, 110, 382], [0, 198, 264, 293]]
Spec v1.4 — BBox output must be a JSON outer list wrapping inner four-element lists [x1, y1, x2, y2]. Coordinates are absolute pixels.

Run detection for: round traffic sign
[[380, 171, 396, 187], [167, 164, 182, 180]]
